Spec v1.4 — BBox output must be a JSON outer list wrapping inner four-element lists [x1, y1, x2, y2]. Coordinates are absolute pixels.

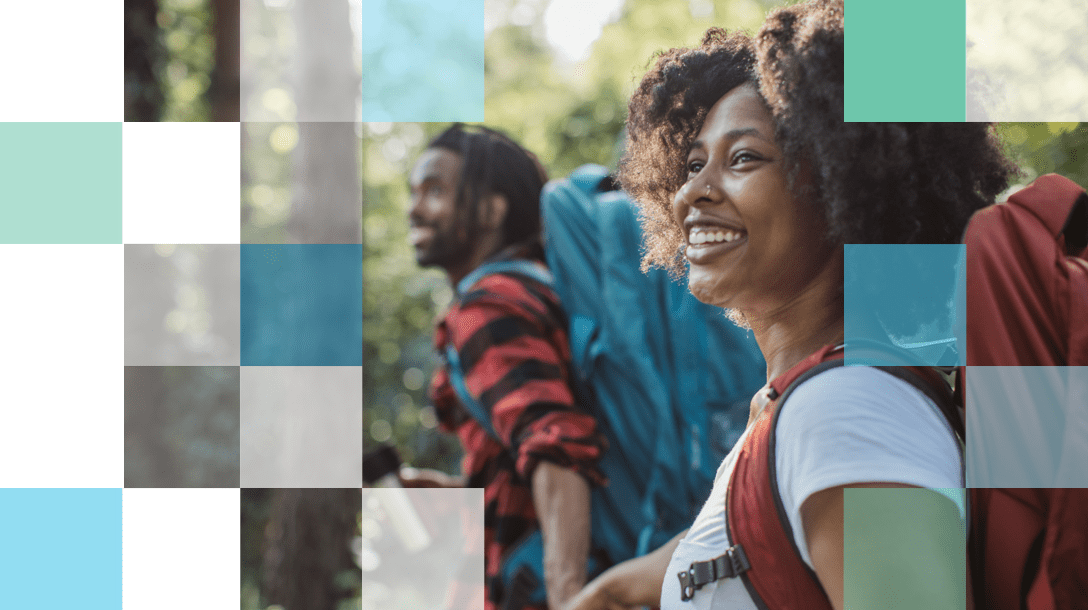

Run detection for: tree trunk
[[287, 0, 361, 244], [292, 0, 359, 122], [124, 0, 164, 121], [209, 0, 240, 121], [287, 123, 362, 244], [263, 488, 362, 610]]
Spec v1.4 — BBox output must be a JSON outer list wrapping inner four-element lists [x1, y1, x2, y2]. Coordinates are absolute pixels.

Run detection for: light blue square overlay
[[844, 244, 965, 366], [360, 0, 484, 121], [241, 244, 363, 366], [0, 488, 121, 609], [966, 367, 1088, 488]]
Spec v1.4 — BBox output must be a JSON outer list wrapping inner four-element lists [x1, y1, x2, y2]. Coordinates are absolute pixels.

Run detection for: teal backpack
[[447, 164, 765, 607]]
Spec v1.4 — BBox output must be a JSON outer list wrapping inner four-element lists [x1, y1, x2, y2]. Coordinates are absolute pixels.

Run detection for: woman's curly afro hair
[[754, 0, 1017, 250], [618, 27, 758, 273], [620, 0, 1020, 336]]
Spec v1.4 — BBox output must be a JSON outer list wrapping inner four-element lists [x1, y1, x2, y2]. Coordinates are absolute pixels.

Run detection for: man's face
[[408, 148, 473, 271]]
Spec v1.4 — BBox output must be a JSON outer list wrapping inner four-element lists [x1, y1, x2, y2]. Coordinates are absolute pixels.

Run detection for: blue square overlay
[[845, 244, 965, 367], [241, 244, 363, 366]]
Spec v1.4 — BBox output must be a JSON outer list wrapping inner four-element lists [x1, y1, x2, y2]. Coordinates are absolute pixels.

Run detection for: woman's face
[[673, 83, 838, 315]]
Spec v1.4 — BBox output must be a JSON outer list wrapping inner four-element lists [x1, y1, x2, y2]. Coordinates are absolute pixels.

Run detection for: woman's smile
[[672, 83, 833, 312], [684, 220, 748, 265]]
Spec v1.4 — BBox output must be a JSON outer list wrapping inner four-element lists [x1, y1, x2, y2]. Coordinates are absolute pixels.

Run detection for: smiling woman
[[565, 1, 1017, 609], [670, 84, 838, 329]]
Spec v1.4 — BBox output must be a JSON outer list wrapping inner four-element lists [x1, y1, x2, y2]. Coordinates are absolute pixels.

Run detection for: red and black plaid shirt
[[431, 252, 607, 610]]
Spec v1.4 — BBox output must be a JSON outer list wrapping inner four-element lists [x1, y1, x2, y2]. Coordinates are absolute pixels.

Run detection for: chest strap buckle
[[677, 544, 751, 601]]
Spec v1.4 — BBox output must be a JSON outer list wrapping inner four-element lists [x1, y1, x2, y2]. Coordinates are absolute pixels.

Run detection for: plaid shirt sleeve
[[432, 272, 607, 486]]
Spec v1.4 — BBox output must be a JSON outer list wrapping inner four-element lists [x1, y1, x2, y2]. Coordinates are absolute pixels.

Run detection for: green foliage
[[997, 122, 1088, 190], [484, 0, 782, 176], [158, 0, 215, 121], [363, 123, 462, 471], [242, 122, 296, 244]]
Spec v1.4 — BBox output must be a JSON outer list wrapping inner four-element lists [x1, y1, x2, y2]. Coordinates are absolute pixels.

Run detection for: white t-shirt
[[660, 367, 964, 610]]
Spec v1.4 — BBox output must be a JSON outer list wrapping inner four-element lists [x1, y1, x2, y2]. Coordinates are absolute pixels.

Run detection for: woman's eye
[[732, 151, 760, 165], [686, 160, 704, 176]]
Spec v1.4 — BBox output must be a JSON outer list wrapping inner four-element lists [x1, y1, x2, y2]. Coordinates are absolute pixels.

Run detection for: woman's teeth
[[690, 229, 743, 244]]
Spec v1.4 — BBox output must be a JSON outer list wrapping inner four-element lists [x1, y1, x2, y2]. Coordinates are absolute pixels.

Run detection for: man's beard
[[415, 224, 474, 271]]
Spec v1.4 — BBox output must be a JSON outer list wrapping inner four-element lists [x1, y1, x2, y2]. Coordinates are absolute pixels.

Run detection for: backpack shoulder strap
[[444, 342, 499, 441], [715, 347, 842, 610], [456, 259, 555, 297], [719, 345, 962, 609], [445, 259, 559, 443]]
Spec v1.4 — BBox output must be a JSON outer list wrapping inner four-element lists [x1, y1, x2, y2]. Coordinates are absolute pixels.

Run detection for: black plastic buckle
[[728, 544, 751, 575], [678, 570, 696, 602], [677, 544, 751, 602]]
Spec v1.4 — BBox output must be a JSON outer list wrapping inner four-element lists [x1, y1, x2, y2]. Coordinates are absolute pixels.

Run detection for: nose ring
[[705, 185, 711, 197]]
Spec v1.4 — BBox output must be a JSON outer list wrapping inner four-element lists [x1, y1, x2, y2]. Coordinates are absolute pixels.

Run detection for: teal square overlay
[[844, 244, 964, 367], [241, 244, 363, 366], [0, 123, 121, 244], [360, 0, 484, 121], [846, 0, 966, 121]]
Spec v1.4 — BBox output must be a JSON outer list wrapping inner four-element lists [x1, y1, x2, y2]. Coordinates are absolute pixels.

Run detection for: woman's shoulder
[[774, 364, 961, 489], [773, 365, 964, 568], [783, 365, 939, 417], [774, 364, 963, 497]]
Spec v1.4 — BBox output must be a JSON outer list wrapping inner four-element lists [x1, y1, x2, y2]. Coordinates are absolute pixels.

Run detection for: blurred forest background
[[357, 489, 481, 610], [125, 244, 240, 366], [239, 0, 363, 244], [124, 0, 239, 121], [124, 366, 240, 487], [127, 0, 366, 244], [242, 488, 363, 610], [363, 0, 1088, 474], [124, 0, 483, 123]]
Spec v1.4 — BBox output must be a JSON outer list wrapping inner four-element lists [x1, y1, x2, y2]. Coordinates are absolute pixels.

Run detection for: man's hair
[[427, 123, 548, 252], [619, 0, 1020, 336]]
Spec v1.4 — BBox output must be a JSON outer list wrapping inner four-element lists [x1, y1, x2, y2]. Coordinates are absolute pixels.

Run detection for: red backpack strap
[[724, 346, 844, 610], [766, 344, 844, 398], [727, 345, 961, 609]]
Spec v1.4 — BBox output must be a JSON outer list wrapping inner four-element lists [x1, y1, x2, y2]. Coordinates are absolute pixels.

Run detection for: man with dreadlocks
[[402, 123, 607, 610]]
